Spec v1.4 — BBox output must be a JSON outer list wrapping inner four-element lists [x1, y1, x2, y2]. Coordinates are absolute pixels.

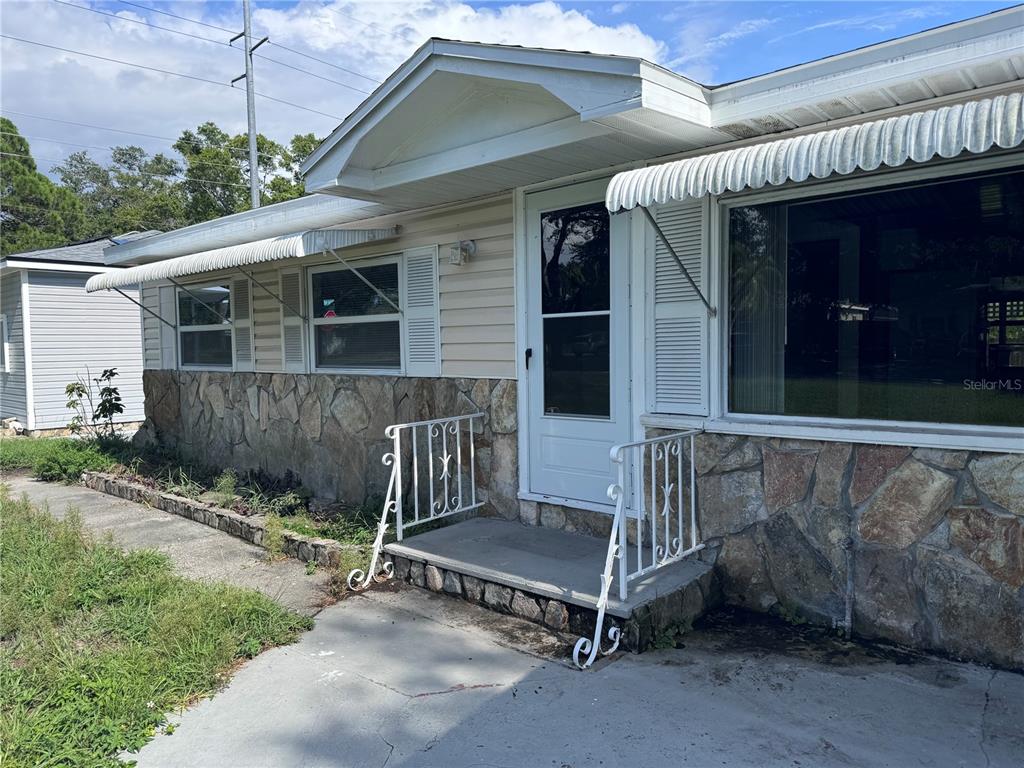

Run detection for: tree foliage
[[2, 118, 321, 253]]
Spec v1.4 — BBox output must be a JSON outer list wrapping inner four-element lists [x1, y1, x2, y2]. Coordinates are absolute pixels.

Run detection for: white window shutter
[[231, 277, 254, 372], [279, 268, 306, 373], [651, 200, 709, 415], [159, 285, 177, 369], [403, 246, 440, 377]]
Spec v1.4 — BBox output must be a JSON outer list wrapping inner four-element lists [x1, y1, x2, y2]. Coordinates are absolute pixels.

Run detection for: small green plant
[[263, 512, 285, 560], [213, 469, 238, 508], [31, 440, 117, 483], [162, 467, 203, 500], [65, 367, 124, 439], [304, 560, 317, 576]]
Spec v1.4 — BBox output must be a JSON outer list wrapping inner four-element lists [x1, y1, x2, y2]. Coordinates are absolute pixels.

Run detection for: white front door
[[525, 179, 631, 508]]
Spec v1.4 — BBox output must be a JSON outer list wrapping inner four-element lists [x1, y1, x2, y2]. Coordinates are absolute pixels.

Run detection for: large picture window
[[310, 260, 402, 371], [728, 169, 1024, 429], [178, 283, 232, 368]]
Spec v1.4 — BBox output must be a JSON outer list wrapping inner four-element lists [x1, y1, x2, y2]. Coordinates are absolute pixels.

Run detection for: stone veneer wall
[[140, 370, 519, 518], [685, 433, 1023, 669]]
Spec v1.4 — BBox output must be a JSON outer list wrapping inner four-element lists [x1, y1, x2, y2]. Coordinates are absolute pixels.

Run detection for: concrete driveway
[[132, 586, 1023, 768]]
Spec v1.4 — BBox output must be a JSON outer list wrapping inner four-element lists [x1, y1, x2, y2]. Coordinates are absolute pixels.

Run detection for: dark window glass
[[316, 321, 401, 369], [180, 329, 232, 367], [541, 203, 610, 314], [178, 285, 230, 326], [729, 170, 1024, 428], [543, 315, 610, 417], [312, 264, 399, 319]]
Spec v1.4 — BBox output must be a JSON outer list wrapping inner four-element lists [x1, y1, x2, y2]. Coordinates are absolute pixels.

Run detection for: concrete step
[[384, 517, 721, 652]]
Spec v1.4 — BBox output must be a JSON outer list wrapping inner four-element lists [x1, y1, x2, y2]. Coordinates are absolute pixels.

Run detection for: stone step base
[[384, 541, 721, 653]]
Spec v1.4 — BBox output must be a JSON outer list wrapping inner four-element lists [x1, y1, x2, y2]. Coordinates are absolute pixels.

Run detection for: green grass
[[0, 487, 312, 767], [0, 437, 121, 483]]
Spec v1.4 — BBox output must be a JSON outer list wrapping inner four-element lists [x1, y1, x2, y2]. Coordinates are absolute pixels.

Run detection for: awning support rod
[[636, 205, 716, 318], [110, 288, 177, 330], [236, 267, 307, 321], [327, 247, 403, 315], [168, 278, 232, 324]]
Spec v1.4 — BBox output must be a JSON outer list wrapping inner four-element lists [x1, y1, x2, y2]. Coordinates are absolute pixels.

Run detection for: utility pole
[[231, 0, 267, 209]]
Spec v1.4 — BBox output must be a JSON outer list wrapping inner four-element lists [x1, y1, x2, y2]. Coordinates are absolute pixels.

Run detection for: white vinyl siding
[[138, 194, 516, 379], [25, 270, 145, 429], [649, 199, 710, 415], [0, 271, 28, 422]]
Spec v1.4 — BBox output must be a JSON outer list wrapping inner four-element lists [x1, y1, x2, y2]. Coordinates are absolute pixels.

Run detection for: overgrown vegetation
[[65, 367, 125, 439], [0, 487, 311, 767], [0, 436, 120, 481]]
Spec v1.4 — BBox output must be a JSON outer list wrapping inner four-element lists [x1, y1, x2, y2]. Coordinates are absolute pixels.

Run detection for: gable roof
[[9, 231, 161, 267]]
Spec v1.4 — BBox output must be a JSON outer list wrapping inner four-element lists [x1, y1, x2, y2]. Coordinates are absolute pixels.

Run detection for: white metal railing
[[573, 429, 705, 669], [348, 412, 485, 591]]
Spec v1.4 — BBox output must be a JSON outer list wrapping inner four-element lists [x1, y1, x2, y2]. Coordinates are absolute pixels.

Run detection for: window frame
[[703, 153, 1024, 451], [306, 254, 406, 375], [176, 280, 235, 372], [0, 313, 9, 373]]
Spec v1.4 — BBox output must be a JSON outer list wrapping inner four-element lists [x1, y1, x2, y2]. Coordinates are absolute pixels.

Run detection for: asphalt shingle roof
[[8, 231, 161, 266]]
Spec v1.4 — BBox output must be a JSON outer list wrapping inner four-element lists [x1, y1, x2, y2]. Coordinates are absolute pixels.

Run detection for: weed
[[304, 560, 317, 576], [162, 467, 204, 500], [263, 512, 285, 561], [0, 486, 310, 767], [213, 469, 238, 509]]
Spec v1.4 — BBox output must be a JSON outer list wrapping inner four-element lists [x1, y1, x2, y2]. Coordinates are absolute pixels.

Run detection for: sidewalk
[[3, 473, 331, 615]]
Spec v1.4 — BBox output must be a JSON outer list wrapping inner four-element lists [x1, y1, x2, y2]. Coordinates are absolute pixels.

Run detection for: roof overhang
[[0, 259, 116, 274], [606, 92, 1024, 212], [86, 226, 398, 293]]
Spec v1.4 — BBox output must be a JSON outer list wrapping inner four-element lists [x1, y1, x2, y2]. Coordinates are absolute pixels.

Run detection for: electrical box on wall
[[448, 240, 476, 266]]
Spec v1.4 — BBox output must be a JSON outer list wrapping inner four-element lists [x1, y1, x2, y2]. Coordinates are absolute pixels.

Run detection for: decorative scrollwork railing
[[574, 429, 704, 669], [348, 412, 485, 591]]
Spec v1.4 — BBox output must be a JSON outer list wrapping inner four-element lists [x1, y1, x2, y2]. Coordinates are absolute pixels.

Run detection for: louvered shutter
[[279, 268, 306, 372], [231, 277, 254, 372], [650, 200, 709, 415], [159, 285, 177, 369], [403, 246, 440, 377]]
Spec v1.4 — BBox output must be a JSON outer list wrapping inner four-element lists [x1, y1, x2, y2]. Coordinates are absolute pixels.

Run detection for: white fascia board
[[710, 8, 1024, 125], [103, 195, 393, 266], [1, 259, 114, 274]]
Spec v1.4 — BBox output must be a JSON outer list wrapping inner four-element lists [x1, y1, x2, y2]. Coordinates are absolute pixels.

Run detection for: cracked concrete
[[129, 586, 1024, 768]]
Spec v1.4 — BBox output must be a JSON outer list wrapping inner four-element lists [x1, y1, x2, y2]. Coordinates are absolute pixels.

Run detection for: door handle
[[525, 347, 533, 370]]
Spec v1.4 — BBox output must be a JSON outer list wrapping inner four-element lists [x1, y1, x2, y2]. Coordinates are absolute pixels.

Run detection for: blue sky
[[1, 1, 1018, 176]]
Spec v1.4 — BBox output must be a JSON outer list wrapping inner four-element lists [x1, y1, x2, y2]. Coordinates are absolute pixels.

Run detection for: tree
[[0, 118, 86, 255], [54, 147, 187, 237], [265, 132, 319, 204]]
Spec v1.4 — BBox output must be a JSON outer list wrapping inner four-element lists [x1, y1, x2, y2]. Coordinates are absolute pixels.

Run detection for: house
[[1, 234, 154, 433], [89, 8, 1023, 669]]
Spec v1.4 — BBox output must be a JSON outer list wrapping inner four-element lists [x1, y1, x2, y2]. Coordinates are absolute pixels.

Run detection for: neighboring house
[[0, 233, 156, 432], [90, 9, 1023, 668]]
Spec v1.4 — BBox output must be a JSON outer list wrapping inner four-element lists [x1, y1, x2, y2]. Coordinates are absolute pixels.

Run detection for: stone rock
[[716, 527, 775, 611], [714, 441, 761, 473], [462, 575, 485, 602], [761, 512, 844, 624], [849, 446, 911, 505], [763, 448, 817, 513], [442, 570, 462, 595], [483, 582, 513, 611], [409, 561, 425, 587], [490, 379, 517, 434], [298, 396, 322, 441], [539, 503, 566, 530], [469, 379, 491, 413], [543, 600, 569, 631], [970, 454, 1024, 516], [697, 470, 765, 538], [853, 545, 924, 646], [278, 391, 300, 424], [258, 388, 270, 431], [271, 373, 294, 401], [564, 507, 613, 539], [510, 591, 542, 622], [913, 448, 970, 470], [813, 442, 852, 508], [425, 564, 445, 591], [692, 434, 741, 475], [949, 506, 1024, 589], [205, 381, 226, 418], [916, 549, 1024, 669], [330, 388, 370, 434], [859, 460, 956, 549], [795, 505, 850, 578], [518, 500, 539, 526]]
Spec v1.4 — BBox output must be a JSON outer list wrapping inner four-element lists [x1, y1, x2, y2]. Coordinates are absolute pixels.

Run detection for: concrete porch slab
[[385, 517, 711, 619]]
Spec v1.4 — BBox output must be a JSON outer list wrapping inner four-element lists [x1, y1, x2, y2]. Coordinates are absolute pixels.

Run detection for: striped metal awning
[[606, 92, 1023, 212]]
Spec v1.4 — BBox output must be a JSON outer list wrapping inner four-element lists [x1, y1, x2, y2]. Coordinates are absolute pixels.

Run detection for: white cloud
[[1, 1, 665, 179], [610, 2, 630, 14], [668, 13, 777, 83], [767, 5, 945, 43]]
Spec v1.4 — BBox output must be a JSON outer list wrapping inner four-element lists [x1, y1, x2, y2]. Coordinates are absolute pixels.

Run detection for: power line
[[118, 0, 380, 85], [1, 110, 278, 161], [0, 33, 343, 120], [53, 0, 372, 94], [318, 2, 420, 46], [0, 150, 255, 189]]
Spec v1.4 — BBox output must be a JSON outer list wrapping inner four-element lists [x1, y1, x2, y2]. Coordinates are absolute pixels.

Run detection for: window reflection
[[541, 203, 610, 315]]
